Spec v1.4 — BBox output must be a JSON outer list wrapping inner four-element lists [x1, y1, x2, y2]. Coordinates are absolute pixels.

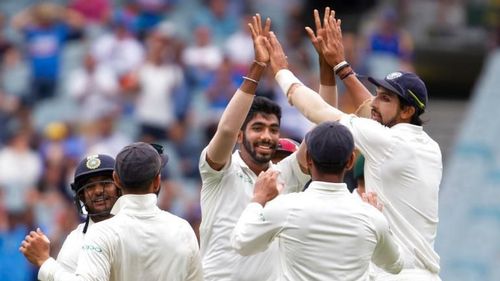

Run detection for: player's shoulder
[[160, 210, 192, 227], [358, 203, 389, 229], [266, 192, 303, 211]]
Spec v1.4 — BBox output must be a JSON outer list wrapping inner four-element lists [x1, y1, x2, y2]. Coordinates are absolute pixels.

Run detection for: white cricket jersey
[[38, 219, 96, 279], [38, 194, 202, 281], [199, 148, 310, 281], [55, 219, 95, 272], [231, 181, 404, 281], [340, 115, 442, 277]]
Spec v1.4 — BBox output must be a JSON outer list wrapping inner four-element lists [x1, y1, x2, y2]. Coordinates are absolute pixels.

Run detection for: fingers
[[256, 13, 262, 34], [336, 19, 342, 36], [269, 32, 284, 53], [305, 26, 317, 43], [248, 23, 257, 40], [362, 192, 383, 211], [323, 7, 331, 29], [263, 17, 271, 36], [264, 34, 272, 52], [21, 240, 28, 248], [313, 9, 321, 31]]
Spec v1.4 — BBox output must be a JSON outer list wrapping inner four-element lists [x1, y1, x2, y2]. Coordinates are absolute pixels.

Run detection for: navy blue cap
[[368, 71, 428, 113], [115, 142, 168, 187], [72, 154, 115, 192], [305, 121, 354, 169]]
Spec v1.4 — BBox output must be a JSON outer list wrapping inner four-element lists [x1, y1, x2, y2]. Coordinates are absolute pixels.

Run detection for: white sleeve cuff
[[275, 69, 302, 97], [38, 257, 58, 281]]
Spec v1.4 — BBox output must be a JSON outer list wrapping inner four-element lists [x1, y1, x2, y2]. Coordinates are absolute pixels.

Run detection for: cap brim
[[368, 77, 401, 96]]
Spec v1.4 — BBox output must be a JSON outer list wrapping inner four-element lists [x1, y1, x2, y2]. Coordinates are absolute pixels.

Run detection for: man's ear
[[345, 151, 356, 171], [153, 174, 161, 193], [400, 105, 416, 121], [237, 130, 243, 144], [305, 150, 313, 175], [112, 172, 123, 190]]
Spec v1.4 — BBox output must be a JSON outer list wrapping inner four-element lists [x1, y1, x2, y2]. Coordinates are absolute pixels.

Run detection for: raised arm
[[320, 10, 373, 109], [305, 8, 337, 107], [205, 14, 270, 170], [266, 31, 344, 124]]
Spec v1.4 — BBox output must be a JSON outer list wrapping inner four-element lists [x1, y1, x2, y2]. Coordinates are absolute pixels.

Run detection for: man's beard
[[372, 109, 398, 128], [242, 135, 276, 164]]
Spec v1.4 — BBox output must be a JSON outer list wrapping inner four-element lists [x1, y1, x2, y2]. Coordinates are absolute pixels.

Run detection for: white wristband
[[275, 69, 302, 97], [333, 61, 348, 73]]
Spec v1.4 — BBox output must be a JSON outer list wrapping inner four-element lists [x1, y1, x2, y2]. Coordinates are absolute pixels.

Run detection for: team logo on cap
[[386, 72, 402, 80], [86, 155, 101, 170]]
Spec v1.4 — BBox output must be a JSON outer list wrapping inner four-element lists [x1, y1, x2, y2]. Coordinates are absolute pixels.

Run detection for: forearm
[[318, 57, 338, 106], [38, 258, 83, 281], [206, 62, 265, 164], [319, 84, 338, 108], [231, 203, 277, 256], [337, 66, 372, 109], [276, 69, 344, 124], [319, 57, 336, 87]]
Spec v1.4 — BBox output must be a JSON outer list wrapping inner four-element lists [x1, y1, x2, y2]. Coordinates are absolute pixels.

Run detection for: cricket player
[[20, 154, 120, 276], [264, 11, 442, 280], [199, 14, 310, 281], [232, 121, 404, 280], [22, 143, 202, 280]]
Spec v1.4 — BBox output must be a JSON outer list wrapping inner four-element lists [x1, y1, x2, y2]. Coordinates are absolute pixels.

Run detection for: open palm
[[249, 14, 271, 63]]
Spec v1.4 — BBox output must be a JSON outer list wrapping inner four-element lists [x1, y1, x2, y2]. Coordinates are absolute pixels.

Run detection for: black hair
[[313, 160, 347, 175], [121, 176, 157, 193], [241, 96, 282, 130], [397, 95, 424, 126]]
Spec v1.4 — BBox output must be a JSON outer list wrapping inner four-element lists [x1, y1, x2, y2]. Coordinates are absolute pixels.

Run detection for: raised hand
[[265, 31, 289, 76], [248, 13, 271, 64], [317, 10, 346, 67], [19, 228, 51, 267], [305, 7, 334, 59]]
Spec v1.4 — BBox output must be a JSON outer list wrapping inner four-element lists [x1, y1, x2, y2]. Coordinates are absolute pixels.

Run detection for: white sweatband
[[275, 69, 302, 97], [333, 61, 348, 73]]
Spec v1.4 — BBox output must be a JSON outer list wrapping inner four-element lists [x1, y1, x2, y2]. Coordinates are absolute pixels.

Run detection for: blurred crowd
[[0, 0, 498, 279]]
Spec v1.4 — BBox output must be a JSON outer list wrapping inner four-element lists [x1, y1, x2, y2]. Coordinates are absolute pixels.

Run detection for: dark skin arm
[[318, 9, 373, 108]]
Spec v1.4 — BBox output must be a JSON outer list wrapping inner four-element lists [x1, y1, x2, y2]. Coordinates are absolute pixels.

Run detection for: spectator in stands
[[91, 10, 144, 82], [66, 52, 119, 120], [134, 28, 185, 143], [11, 3, 85, 102], [181, 25, 222, 90], [361, 6, 415, 76]]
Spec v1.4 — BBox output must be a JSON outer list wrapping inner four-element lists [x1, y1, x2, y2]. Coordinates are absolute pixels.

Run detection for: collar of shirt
[[234, 150, 273, 178], [305, 181, 350, 195], [391, 122, 423, 133], [110, 193, 159, 216]]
